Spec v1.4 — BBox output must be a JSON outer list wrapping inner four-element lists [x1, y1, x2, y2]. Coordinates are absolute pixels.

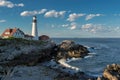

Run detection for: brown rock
[[102, 64, 120, 80], [54, 40, 89, 60], [39, 35, 50, 41]]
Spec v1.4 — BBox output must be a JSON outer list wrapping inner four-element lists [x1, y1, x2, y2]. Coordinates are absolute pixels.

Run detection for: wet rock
[[54, 72, 79, 80], [98, 64, 120, 80], [54, 71, 96, 80], [53, 40, 89, 60], [59, 40, 75, 50]]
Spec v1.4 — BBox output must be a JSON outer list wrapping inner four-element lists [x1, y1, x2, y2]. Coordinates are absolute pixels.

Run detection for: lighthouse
[[32, 16, 38, 40]]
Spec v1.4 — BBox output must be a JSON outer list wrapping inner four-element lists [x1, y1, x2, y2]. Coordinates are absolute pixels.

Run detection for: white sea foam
[[84, 45, 90, 49], [84, 55, 93, 58], [66, 57, 81, 63], [58, 59, 80, 73]]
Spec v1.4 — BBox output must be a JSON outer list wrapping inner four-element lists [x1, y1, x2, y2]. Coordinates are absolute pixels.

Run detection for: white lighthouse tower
[[32, 16, 38, 40]]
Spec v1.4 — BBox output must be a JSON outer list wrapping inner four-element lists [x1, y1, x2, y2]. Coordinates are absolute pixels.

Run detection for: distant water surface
[[52, 38, 120, 76]]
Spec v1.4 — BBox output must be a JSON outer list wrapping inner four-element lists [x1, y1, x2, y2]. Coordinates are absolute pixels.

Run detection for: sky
[[0, 0, 120, 38]]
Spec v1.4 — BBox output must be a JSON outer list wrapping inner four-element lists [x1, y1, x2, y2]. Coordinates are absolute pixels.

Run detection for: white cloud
[[81, 24, 120, 34], [20, 9, 47, 16], [85, 14, 102, 20], [39, 9, 47, 14], [81, 23, 102, 33], [70, 22, 77, 30], [67, 13, 85, 22], [62, 23, 77, 30], [44, 10, 66, 18], [114, 27, 120, 31], [81, 23, 92, 29], [0, 0, 24, 8], [108, 26, 120, 33], [15, 3, 24, 7], [0, 19, 6, 23], [62, 24, 69, 27]]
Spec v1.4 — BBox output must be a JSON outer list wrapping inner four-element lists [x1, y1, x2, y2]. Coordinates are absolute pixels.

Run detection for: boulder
[[98, 64, 120, 80], [53, 40, 89, 60], [39, 35, 50, 41], [59, 40, 75, 50]]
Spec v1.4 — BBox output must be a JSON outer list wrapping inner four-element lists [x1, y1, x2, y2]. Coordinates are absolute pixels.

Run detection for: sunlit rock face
[[97, 64, 120, 80], [52, 40, 89, 60]]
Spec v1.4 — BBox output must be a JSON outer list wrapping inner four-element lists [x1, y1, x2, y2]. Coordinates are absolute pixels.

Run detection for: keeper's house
[[1, 28, 33, 40]]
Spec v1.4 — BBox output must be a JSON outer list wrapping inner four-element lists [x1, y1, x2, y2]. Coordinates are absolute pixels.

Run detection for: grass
[[0, 37, 47, 46]]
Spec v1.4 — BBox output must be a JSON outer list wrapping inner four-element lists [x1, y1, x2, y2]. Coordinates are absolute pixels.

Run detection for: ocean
[[52, 38, 120, 76]]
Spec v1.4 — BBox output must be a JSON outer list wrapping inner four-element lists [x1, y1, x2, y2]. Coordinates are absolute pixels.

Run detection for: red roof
[[1, 28, 24, 37]]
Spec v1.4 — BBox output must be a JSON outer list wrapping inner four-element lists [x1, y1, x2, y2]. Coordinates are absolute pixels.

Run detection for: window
[[5, 32, 10, 34]]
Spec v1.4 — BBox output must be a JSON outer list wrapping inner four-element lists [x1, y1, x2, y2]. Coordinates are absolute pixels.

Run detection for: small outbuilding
[[39, 35, 50, 41]]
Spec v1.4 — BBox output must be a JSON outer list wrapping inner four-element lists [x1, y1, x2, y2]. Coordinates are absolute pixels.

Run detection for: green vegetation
[[0, 38, 47, 46]]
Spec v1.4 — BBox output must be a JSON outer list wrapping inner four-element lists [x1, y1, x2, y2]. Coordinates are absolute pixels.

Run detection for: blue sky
[[0, 0, 120, 38]]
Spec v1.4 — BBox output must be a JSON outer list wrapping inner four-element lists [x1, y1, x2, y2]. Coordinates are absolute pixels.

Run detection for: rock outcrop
[[98, 64, 120, 80], [1, 39, 112, 80], [52, 40, 89, 60], [0, 38, 55, 66], [54, 71, 96, 80]]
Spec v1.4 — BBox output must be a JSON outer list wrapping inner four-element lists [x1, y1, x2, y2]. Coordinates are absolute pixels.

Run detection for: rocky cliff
[[0, 38, 91, 80], [1, 38, 119, 80], [0, 38, 56, 66]]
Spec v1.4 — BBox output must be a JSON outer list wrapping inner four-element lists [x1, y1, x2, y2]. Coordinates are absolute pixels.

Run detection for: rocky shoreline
[[0, 38, 119, 80]]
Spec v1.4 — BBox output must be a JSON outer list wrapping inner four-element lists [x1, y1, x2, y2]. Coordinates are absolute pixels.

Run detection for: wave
[[66, 57, 82, 63], [43, 59, 81, 74], [85, 44, 109, 51], [84, 55, 93, 58], [58, 59, 80, 73], [43, 45, 100, 75]]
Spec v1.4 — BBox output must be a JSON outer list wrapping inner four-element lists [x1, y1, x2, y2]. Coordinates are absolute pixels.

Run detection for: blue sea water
[[52, 38, 120, 76]]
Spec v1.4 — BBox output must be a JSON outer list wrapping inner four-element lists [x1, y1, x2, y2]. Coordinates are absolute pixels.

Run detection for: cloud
[[0, 0, 24, 8], [20, 9, 47, 16], [81, 23, 120, 34], [113, 27, 120, 32], [81, 23, 103, 33], [44, 10, 66, 18], [70, 22, 77, 30], [15, 3, 24, 7], [81, 23, 92, 29], [0, 19, 6, 23], [62, 24, 69, 27], [62, 22, 77, 30], [85, 14, 102, 20], [67, 13, 85, 22]]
